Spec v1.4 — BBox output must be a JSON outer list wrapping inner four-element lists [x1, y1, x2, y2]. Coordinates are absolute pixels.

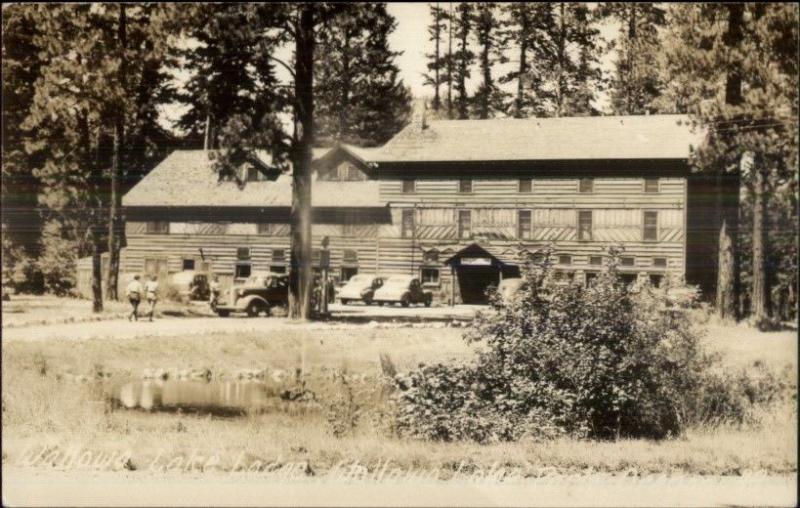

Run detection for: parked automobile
[[373, 275, 432, 307], [215, 272, 288, 317], [495, 277, 527, 305], [338, 274, 384, 305], [169, 271, 210, 303]]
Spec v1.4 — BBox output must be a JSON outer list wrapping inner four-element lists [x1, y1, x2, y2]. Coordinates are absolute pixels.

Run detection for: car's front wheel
[[363, 295, 373, 306], [341, 298, 349, 305], [424, 294, 432, 307], [401, 295, 410, 307], [217, 310, 230, 318], [246, 301, 268, 318]]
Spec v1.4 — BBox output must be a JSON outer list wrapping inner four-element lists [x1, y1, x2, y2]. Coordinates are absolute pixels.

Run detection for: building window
[[558, 254, 572, 265], [144, 258, 168, 277], [620, 257, 635, 267], [270, 265, 286, 274], [579, 178, 593, 193], [258, 223, 273, 235], [620, 273, 638, 286], [182, 259, 195, 271], [644, 178, 660, 193], [459, 179, 472, 193], [585, 271, 600, 286], [146, 221, 169, 234], [589, 255, 603, 266], [341, 266, 358, 281], [235, 263, 251, 279], [236, 247, 251, 261], [401, 209, 415, 238], [649, 274, 664, 288], [554, 271, 574, 283], [643, 211, 658, 241], [532, 252, 545, 264], [519, 179, 532, 193], [420, 267, 440, 286], [423, 250, 439, 263], [343, 249, 358, 264], [578, 210, 592, 241], [458, 210, 472, 240], [518, 210, 532, 240], [402, 179, 415, 193], [653, 257, 667, 268], [271, 249, 285, 263]]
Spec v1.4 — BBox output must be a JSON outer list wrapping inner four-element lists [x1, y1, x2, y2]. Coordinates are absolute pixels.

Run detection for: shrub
[[394, 247, 711, 442]]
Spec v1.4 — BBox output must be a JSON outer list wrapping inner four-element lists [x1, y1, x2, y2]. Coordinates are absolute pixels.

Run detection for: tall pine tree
[[452, 2, 475, 119], [597, 3, 666, 115], [423, 3, 447, 112], [471, 3, 508, 119]]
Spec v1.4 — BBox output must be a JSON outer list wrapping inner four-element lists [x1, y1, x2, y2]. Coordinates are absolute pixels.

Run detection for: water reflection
[[108, 380, 279, 415]]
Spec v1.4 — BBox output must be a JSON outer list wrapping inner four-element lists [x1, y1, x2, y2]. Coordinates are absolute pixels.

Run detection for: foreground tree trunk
[[288, 5, 315, 320], [716, 3, 743, 320], [91, 224, 103, 313], [751, 157, 768, 323], [106, 4, 126, 301]]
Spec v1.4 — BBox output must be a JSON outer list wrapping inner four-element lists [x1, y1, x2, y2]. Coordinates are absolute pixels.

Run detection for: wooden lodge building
[[81, 114, 709, 305]]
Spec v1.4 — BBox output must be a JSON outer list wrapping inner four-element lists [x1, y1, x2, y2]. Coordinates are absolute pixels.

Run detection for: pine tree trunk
[[289, 5, 315, 320], [446, 2, 453, 118], [433, 3, 441, 111], [626, 4, 636, 114], [92, 224, 103, 313], [106, 4, 126, 301], [515, 19, 527, 119], [457, 24, 468, 120], [716, 3, 743, 320], [555, 2, 566, 118], [338, 30, 351, 140], [480, 35, 490, 119], [751, 158, 768, 323]]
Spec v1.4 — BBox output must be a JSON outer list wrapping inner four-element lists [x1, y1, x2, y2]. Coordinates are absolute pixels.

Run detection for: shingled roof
[[365, 114, 704, 163], [123, 149, 382, 208]]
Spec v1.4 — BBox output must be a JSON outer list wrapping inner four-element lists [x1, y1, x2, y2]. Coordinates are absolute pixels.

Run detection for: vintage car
[[338, 274, 384, 305], [215, 271, 288, 317], [169, 270, 210, 303], [372, 275, 432, 307]]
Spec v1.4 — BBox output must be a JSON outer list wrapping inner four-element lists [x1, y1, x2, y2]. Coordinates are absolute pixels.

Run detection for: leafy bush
[[394, 247, 712, 442]]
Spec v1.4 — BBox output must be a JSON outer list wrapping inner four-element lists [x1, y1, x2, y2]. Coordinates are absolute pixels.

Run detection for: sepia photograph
[[1, 2, 797, 506]]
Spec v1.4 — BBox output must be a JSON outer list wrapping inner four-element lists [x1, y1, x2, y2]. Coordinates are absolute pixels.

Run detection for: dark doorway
[[457, 266, 500, 305]]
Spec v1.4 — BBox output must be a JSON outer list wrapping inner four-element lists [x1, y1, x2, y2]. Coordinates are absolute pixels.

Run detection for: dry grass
[[2, 324, 796, 477]]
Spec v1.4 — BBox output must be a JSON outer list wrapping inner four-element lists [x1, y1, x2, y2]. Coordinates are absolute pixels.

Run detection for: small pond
[[106, 380, 314, 416]]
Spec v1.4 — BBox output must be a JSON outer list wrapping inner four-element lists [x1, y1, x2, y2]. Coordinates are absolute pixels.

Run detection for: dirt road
[[2, 468, 796, 507], [1, 304, 479, 343]]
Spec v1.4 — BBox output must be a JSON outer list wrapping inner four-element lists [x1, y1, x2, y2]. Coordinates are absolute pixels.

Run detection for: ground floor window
[[182, 259, 195, 271], [341, 266, 358, 282], [235, 263, 252, 279], [421, 267, 440, 286], [585, 271, 599, 286], [620, 273, 638, 286], [554, 271, 574, 283], [269, 265, 286, 274], [649, 273, 664, 288]]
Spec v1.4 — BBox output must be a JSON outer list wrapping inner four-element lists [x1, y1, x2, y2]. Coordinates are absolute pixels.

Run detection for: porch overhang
[[443, 243, 518, 268]]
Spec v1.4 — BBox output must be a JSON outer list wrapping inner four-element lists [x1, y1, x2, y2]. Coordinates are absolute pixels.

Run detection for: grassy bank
[[2, 326, 796, 477]]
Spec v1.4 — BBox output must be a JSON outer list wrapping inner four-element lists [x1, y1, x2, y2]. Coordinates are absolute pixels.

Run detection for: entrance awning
[[443, 243, 519, 268]]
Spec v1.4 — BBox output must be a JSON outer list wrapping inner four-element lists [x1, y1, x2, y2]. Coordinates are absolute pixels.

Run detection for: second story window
[[621, 257, 635, 267], [644, 178, 660, 193], [402, 179, 415, 193], [401, 209, 415, 238], [236, 247, 251, 261], [458, 210, 472, 240], [518, 210, 532, 240], [271, 249, 285, 263], [146, 221, 169, 234], [258, 223, 272, 235], [589, 255, 603, 266], [653, 257, 667, 268], [578, 210, 592, 241], [459, 179, 472, 193], [558, 254, 572, 265], [643, 211, 658, 241], [519, 179, 532, 193], [579, 178, 594, 193]]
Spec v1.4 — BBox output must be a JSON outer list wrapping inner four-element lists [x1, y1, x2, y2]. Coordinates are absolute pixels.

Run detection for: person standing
[[144, 274, 160, 322], [209, 275, 221, 311], [126, 275, 143, 321]]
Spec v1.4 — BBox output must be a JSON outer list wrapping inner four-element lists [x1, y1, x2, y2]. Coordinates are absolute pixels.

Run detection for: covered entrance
[[444, 243, 519, 305]]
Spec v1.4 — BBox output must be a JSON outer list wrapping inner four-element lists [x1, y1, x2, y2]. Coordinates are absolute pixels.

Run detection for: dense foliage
[[394, 249, 709, 443]]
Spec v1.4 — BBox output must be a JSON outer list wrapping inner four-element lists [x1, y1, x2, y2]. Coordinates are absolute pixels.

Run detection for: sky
[[159, 3, 619, 134]]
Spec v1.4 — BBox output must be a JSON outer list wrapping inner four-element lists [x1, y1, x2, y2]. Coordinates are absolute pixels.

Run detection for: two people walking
[[126, 274, 159, 322]]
